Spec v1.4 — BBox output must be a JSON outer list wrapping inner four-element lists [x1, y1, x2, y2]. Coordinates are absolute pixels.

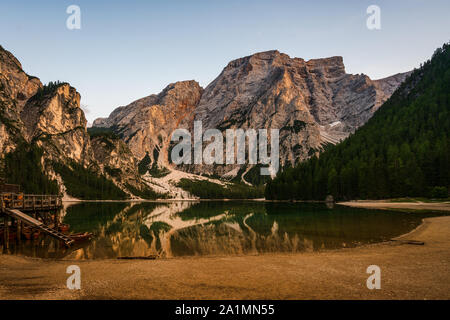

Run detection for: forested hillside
[[3, 144, 59, 194], [266, 43, 450, 201]]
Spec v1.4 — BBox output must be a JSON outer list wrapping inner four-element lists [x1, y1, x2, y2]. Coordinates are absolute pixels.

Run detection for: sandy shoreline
[[338, 200, 450, 212], [1, 211, 450, 299]]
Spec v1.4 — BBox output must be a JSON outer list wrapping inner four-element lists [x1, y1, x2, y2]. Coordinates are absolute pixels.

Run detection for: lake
[[2, 201, 433, 259]]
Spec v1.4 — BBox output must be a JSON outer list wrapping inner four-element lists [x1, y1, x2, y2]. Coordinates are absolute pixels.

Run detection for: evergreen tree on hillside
[[0, 156, 5, 185], [4, 144, 59, 194], [266, 42, 450, 200]]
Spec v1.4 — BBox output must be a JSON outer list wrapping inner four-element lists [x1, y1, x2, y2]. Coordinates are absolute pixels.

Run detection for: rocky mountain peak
[[22, 83, 84, 135], [225, 50, 281, 68], [93, 80, 203, 164], [93, 80, 203, 129], [94, 50, 411, 178], [195, 52, 349, 132], [1, 46, 157, 198], [194, 51, 410, 170], [224, 50, 346, 79], [155, 80, 203, 109], [0, 45, 25, 75], [0, 46, 42, 112], [19, 82, 94, 166], [306, 56, 346, 78], [1, 46, 43, 155]]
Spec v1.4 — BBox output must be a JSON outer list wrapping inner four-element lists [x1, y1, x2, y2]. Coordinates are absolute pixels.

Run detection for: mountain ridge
[[266, 43, 450, 200], [0, 45, 157, 198], [0, 45, 413, 199], [94, 49, 410, 179]]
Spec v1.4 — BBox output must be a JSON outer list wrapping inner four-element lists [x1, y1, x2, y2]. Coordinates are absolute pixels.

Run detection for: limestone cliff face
[[93, 81, 203, 166], [21, 84, 95, 166], [0, 46, 42, 111], [0, 45, 42, 154], [95, 50, 410, 177], [1, 43, 411, 193], [0, 45, 94, 167], [0, 45, 156, 197], [373, 72, 414, 108], [90, 134, 141, 188], [195, 51, 411, 166]]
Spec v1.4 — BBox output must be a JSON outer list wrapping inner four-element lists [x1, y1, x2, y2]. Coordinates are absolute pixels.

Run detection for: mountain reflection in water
[[6, 201, 430, 260]]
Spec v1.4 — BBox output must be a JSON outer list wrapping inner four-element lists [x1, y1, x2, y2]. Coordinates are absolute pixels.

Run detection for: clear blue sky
[[1, 0, 449, 123]]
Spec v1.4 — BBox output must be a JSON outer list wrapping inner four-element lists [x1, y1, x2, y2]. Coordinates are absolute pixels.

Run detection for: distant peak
[[0, 44, 25, 72], [225, 50, 285, 69], [159, 80, 203, 97], [223, 50, 346, 77], [164, 80, 201, 89], [307, 56, 344, 65], [228, 50, 345, 66], [251, 50, 282, 57], [306, 56, 346, 76]]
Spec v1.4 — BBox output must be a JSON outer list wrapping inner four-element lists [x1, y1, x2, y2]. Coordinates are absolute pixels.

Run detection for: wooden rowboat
[[117, 255, 158, 260], [22, 228, 40, 240], [69, 232, 93, 242], [0, 229, 17, 241], [58, 224, 70, 233]]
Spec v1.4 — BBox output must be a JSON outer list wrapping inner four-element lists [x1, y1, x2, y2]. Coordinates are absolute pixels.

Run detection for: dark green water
[[3, 201, 434, 259]]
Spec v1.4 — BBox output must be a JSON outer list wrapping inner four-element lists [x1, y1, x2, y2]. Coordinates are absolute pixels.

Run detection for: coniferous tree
[[266, 42, 450, 201]]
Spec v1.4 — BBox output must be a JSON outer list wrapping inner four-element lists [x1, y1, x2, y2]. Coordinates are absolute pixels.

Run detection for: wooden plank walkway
[[4, 208, 43, 226], [4, 208, 74, 246], [1, 192, 74, 246]]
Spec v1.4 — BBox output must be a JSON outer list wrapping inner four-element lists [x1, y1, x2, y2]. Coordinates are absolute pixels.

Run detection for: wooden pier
[[1, 193, 62, 211], [1, 186, 73, 248], [3, 208, 74, 246]]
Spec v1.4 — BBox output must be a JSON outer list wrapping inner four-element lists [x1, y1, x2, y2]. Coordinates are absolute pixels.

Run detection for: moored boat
[[58, 224, 70, 233], [69, 232, 93, 242], [22, 227, 40, 240], [0, 229, 17, 241]]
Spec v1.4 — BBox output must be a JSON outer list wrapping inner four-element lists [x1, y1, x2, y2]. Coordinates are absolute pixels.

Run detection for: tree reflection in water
[[5, 201, 431, 259]]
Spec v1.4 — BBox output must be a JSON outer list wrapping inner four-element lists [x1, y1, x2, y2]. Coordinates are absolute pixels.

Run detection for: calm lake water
[[2, 201, 435, 259]]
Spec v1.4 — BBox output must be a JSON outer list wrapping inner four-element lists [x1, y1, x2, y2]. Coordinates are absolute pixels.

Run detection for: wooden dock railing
[[0, 193, 62, 211], [1, 192, 70, 248]]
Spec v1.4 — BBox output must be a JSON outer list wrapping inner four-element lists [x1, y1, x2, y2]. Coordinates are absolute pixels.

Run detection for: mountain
[[93, 81, 203, 164], [21, 83, 95, 166], [0, 45, 93, 167], [0, 45, 156, 198], [0, 46, 41, 154], [266, 43, 450, 200], [1, 44, 415, 200], [94, 50, 410, 179]]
